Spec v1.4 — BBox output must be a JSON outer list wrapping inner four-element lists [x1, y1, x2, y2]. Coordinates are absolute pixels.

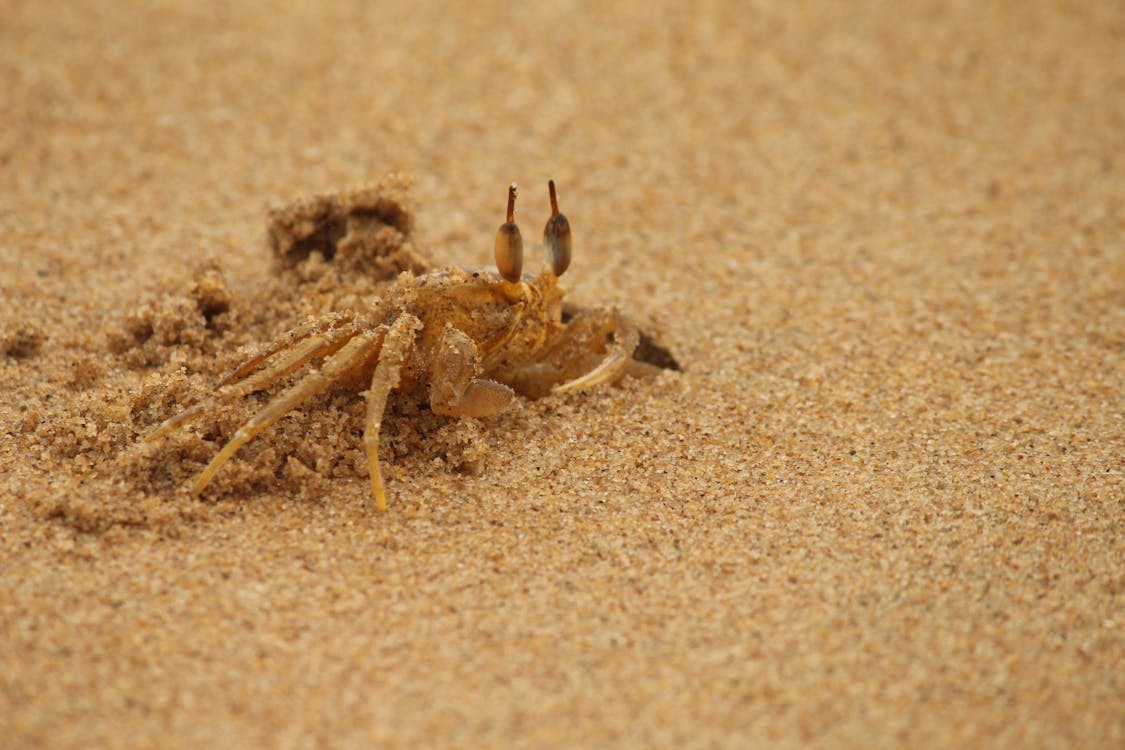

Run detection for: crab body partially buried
[[146, 182, 643, 509]]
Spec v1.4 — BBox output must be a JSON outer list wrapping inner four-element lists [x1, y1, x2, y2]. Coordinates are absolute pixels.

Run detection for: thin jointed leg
[[217, 312, 355, 387], [191, 327, 384, 495], [553, 310, 640, 393], [146, 321, 362, 442], [363, 313, 422, 511]]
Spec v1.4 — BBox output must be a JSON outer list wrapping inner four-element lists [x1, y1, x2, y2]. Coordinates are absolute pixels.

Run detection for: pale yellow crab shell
[[398, 266, 566, 370]]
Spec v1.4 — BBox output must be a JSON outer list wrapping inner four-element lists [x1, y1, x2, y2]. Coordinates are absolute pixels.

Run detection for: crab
[[146, 181, 648, 510]]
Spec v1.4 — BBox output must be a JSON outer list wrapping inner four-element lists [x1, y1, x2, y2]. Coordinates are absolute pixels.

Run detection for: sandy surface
[[2, 1, 1122, 747]]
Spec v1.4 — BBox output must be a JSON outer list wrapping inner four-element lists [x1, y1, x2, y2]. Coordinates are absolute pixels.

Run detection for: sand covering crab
[[147, 181, 657, 509]]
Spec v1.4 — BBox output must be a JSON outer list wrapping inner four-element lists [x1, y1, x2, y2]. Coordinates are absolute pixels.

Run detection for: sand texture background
[[2, 1, 1122, 747]]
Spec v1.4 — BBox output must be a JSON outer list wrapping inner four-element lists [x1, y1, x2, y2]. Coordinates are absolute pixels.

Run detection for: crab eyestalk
[[494, 183, 524, 283], [543, 179, 571, 277]]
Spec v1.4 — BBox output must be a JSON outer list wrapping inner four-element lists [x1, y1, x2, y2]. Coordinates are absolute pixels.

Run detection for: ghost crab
[[147, 181, 647, 510]]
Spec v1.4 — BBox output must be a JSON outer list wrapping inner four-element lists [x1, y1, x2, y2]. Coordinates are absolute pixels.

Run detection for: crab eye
[[494, 183, 523, 283], [543, 180, 571, 277]]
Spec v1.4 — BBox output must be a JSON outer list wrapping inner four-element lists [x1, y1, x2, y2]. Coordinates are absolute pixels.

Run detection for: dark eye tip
[[548, 179, 559, 216], [506, 184, 518, 223]]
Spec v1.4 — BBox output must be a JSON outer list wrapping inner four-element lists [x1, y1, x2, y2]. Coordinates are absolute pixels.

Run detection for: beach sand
[[1, 1, 1122, 747]]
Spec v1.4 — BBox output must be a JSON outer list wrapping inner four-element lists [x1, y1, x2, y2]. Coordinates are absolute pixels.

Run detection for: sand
[[1, 1, 1122, 747]]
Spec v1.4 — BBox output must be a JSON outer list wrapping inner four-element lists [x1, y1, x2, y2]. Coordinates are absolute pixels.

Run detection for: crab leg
[[146, 320, 363, 442], [191, 326, 386, 495], [362, 313, 422, 511], [554, 310, 639, 394], [217, 312, 355, 387]]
